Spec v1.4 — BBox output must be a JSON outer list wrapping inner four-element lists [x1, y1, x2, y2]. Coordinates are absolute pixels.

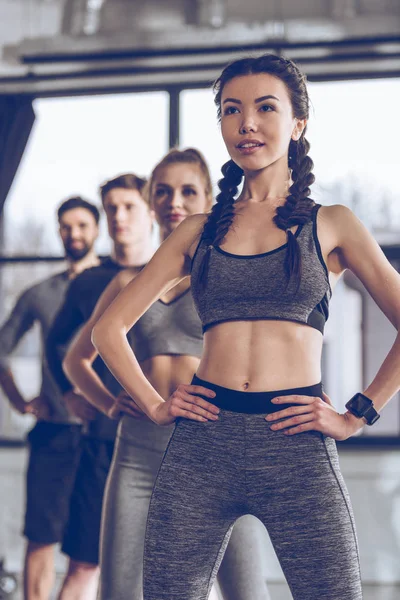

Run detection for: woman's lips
[[167, 213, 185, 222], [236, 142, 265, 155]]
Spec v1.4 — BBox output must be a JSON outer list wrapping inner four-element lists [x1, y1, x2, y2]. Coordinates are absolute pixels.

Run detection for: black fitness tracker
[[345, 392, 380, 426]]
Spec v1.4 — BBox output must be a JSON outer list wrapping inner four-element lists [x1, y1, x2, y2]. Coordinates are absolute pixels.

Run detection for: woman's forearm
[[92, 322, 165, 420], [63, 354, 116, 415], [362, 332, 400, 412]]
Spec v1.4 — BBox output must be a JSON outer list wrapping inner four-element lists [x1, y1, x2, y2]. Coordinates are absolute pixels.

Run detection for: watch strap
[[363, 404, 380, 426]]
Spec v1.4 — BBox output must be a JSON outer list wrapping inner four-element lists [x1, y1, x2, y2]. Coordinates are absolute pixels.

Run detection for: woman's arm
[[92, 215, 219, 426], [266, 204, 400, 440], [63, 270, 136, 417], [333, 205, 400, 411]]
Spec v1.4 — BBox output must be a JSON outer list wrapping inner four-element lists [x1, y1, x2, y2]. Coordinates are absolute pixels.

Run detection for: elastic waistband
[[191, 375, 323, 414]]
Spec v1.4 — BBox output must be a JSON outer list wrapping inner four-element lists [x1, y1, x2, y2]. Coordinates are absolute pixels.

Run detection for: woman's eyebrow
[[223, 94, 280, 105], [255, 95, 279, 103]]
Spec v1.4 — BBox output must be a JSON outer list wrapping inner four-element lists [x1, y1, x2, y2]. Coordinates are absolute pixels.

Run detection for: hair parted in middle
[[146, 147, 213, 205], [199, 53, 316, 290]]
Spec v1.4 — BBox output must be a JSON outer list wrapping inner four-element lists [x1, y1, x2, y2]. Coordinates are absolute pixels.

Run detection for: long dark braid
[[274, 136, 315, 288], [199, 159, 243, 287], [199, 53, 316, 289]]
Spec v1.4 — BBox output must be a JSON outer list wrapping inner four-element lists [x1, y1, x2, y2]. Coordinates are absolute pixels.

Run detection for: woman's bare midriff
[[141, 354, 200, 400], [197, 319, 323, 392]]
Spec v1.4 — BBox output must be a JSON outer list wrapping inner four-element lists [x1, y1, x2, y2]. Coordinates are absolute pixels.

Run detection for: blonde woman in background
[[64, 148, 271, 600]]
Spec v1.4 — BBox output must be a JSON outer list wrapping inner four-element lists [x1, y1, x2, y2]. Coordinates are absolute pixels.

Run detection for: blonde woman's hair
[[146, 148, 213, 205]]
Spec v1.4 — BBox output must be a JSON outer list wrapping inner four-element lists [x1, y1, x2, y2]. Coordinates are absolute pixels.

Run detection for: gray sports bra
[[128, 288, 203, 361], [190, 204, 332, 334]]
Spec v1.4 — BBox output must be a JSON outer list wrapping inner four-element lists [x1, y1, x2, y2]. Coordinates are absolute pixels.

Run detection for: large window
[[1, 77, 400, 443], [180, 88, 230, 191], [4, 92, 169, 256], [307, 79, 400, 235], [0, 91, 169, 440]]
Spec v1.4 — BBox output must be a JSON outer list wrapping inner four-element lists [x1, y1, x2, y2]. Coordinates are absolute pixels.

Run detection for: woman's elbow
[[62, 355, 71, 379], [62, 348, 78, 381], [92, 315, 125, 354], [91, 319, 107, 352]]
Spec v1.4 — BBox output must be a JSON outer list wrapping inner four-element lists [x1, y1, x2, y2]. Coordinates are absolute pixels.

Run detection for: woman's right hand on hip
[[108, 391, 149, 420], [151, 384, 220, 426]]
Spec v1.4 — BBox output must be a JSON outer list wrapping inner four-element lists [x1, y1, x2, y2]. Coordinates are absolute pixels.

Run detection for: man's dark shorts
[[62, 437, 115, 565], [24, 421, 82, 545]]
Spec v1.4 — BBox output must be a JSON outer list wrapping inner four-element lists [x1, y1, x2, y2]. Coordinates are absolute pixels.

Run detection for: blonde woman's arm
[[63, 270, 141, 418], [92, 215, 218, 426]]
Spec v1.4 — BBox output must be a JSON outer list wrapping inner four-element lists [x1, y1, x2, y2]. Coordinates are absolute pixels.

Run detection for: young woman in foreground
[[64, 148, 272, 600], [92, 55, 400, 600]]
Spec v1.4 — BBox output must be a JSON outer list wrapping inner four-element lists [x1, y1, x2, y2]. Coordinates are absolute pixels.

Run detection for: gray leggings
[[99, 414, 271, 600], [143, 377, 363, 600]]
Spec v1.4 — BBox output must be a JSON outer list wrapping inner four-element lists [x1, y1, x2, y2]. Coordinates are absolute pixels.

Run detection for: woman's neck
[[240, 161, 291, 207]]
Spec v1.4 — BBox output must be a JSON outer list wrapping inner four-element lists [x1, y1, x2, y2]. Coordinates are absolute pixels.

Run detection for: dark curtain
[[0, 95, 35, 215]]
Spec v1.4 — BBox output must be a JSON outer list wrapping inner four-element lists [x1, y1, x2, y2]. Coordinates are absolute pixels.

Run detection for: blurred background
[[0, 1, 399, 598]]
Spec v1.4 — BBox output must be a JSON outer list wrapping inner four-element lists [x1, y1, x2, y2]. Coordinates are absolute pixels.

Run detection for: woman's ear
[[292, 118, 307, 141]]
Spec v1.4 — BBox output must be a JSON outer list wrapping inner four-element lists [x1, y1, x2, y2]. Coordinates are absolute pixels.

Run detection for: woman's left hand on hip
[[265, 392, 362, 441]]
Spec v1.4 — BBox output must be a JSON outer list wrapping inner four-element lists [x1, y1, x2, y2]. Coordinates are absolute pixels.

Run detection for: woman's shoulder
[[316, 204, 365, 251], [167, 213, 208, 255], [180, 213, 209, 235], [318, 203, 356, 224], [317, 203, 361, 234]]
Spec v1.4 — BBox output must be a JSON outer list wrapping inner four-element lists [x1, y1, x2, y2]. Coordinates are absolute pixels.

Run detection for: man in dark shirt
[[46, 174, 154, 600], [0, 197, 101, 600]]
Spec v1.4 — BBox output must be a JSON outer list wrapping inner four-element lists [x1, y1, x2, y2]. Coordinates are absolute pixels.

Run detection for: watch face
[[347, 393, 372, 417]]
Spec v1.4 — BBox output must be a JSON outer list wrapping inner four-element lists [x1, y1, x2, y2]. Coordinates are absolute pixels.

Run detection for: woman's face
[[220, 73, 305, 173], [151, 162, 211, 235]]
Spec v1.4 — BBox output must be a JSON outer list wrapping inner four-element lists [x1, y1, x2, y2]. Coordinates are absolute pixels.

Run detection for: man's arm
[[0, 290, 35, 414]]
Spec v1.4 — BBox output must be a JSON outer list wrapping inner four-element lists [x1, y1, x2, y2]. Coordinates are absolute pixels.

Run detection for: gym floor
[[10, 576, 400, 599], [268, 583, 400, 599]]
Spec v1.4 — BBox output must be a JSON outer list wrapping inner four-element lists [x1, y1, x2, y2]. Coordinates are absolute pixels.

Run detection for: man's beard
[[64, 241, 92, 261]]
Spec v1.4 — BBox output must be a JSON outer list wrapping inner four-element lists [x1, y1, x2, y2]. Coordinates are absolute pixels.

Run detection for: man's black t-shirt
[[46, 258, 124, 440]]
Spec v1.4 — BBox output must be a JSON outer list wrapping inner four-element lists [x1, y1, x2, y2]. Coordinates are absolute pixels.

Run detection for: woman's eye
[[183, 188, 197, 196], [155, 189, 167, 197], [224, 106, 239, 116], [260, 104, 273, 112]]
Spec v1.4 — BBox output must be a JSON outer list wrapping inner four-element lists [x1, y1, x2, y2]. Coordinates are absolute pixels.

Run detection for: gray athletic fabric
[[130, 289, 203, 362], [143, 382, 362, 600], [100, 415, 271, 600], [191, 204, 331, 334], [0, 271, 76, 423]]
